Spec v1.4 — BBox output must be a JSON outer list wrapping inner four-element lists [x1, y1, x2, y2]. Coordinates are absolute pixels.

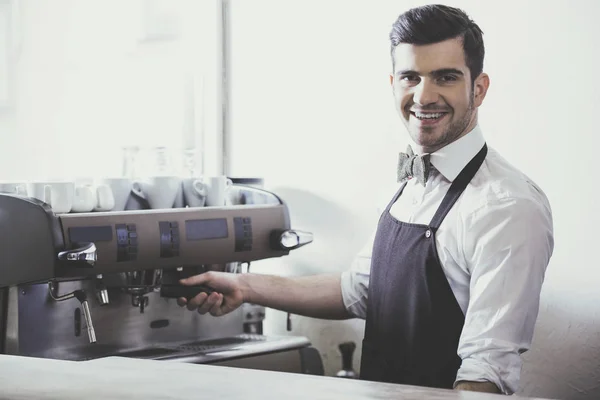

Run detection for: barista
[[177, 4, 554, 395]]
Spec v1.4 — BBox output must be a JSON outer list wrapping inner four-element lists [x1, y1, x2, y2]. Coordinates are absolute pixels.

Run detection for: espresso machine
[[0, 185, 323, 375]]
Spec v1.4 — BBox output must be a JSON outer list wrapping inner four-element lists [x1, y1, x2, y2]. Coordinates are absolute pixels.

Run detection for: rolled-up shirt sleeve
[[340, 230, 376, 319], [456, 196, 554, 394]]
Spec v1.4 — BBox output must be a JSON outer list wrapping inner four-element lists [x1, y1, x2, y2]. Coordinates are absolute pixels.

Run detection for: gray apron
[[360, 144, 487, 388]]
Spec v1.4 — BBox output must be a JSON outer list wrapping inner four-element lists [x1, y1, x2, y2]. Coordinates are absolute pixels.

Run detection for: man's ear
[[473, 72, 490, 107]]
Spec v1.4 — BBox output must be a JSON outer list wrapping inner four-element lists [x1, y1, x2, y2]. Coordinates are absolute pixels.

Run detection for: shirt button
[[412, 198, 419, 206]]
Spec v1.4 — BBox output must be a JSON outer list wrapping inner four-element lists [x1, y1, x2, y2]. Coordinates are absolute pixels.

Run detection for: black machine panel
[[159, 221, 180, 258], [234, 217, 253, 252], [68, 226, 113, 243], [185, 218, 229, 241], [116, 224, 138, 262]]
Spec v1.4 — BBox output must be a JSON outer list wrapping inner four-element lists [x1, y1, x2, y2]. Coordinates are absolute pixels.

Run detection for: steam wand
[[48, 281, 97, 344]]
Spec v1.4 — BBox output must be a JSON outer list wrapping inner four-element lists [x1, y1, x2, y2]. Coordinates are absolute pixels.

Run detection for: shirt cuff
[[340, 270, 367, 319], [455, 354, 521, 395]]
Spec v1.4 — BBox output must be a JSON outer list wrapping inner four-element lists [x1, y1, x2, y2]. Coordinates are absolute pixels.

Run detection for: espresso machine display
[[0, 185, 322, 375]]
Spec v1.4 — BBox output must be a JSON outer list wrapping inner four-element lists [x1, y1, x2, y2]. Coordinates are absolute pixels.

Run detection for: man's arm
[[241, 272, 351, 319], [178, 271, 352, 320], [455, 196, 554, 394], [454, 381, 500, 393]]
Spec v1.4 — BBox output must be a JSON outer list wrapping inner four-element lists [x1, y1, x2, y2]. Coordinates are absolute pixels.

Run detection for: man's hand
[[454, 381, 501, 394], [177, 271, 245, 317], [176, 272, 349, 320]]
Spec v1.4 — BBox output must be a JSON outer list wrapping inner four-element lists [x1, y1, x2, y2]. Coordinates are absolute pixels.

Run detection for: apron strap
[[384, 182, 408, 213], [429, 144, 488, 230]]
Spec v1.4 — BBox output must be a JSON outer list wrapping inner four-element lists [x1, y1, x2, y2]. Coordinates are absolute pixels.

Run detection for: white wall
[[0, 0, 216, 181], [229, 0, 600, 399]]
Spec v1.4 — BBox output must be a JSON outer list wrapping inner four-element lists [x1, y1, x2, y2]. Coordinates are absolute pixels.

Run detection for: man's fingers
[[187, 292, 209, 311], [180, 273, 211, 286], [177, 297, 187, 307], [197, 292, 220, 315], [209, 294, 224, 316]]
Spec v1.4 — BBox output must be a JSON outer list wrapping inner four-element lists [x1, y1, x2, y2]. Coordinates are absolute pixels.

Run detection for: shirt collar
[[412, 125, 486, 182]]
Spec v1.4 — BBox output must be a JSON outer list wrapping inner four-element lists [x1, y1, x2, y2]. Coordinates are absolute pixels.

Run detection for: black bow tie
[[397, 145, 432, 186]]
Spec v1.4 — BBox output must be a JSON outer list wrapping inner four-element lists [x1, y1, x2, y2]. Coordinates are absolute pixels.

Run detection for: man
[[177, 4, 554, 395]]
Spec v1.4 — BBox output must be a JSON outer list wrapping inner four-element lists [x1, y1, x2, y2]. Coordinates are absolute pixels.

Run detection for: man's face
[[390, 38, 488, 153]]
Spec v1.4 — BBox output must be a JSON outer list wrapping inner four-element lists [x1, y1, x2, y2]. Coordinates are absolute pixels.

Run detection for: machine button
[[116, 225, 129, 246], [160, 220, 180, 258], [128, 237, 138, 245], [117, 236, 128, 246], [127, 224, 136, 231], [128, 232, 138, 238], [117, 249, 127, 262]]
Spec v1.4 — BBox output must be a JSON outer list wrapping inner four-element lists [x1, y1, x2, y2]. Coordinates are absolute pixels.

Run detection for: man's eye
[[439, 75, 457, 83], [401, 75, 419, 83]]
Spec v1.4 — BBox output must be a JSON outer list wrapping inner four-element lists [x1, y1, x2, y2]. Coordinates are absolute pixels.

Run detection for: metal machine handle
[[271, 230, 313, 251], [58, 242, 97, 266], [160, 284, 215, 300]]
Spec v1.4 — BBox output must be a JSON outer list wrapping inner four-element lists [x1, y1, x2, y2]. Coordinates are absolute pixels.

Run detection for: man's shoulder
[[463, 147, 552, 216]]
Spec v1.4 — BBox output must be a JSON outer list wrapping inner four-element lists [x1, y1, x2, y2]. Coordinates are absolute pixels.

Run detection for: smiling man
[[391, 11, 485, 155], [176, 4, 554, 395]]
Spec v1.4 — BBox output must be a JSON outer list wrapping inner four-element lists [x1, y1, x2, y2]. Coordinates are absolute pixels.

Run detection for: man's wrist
[[454, 380, 501, 394], [237, 274, 252, 303]]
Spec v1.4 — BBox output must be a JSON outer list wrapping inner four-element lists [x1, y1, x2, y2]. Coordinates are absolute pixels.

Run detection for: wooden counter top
[[0, 354, 551, 400]]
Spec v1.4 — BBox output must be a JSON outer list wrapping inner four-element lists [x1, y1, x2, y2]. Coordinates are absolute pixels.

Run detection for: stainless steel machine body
[[0, 186, 320, 374]]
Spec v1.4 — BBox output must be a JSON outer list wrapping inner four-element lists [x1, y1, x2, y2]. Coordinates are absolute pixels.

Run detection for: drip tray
[[115, 347, 181, 359], [112, 334, 310, 364], [175, 335, 267, 352]]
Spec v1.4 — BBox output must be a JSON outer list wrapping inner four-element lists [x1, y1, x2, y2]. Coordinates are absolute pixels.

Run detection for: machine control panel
[[56, 205, 296, 276], [234, 217, 253, 252], [116, 224, 138, 262], [159, 221, 180, 258]]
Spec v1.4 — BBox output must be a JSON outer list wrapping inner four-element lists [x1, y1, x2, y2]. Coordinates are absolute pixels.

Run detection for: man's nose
[[412, 80, 439, 106]]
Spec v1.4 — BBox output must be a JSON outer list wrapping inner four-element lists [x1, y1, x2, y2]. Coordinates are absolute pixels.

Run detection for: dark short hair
[[389, 4, 485, 85]]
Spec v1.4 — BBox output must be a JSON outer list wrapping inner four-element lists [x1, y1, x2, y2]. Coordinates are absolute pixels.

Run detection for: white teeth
[[414, 112, 445, 119]]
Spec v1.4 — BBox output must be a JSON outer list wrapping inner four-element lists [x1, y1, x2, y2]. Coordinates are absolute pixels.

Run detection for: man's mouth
[[409, 110, 449, 125]]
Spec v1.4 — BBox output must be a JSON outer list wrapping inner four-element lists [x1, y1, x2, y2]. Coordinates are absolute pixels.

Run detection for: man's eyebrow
[[396, 68, 464, 77], [430, 68, 464, 77]]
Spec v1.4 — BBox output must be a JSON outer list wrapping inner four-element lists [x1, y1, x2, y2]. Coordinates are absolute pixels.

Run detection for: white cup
[[132, 176, 181, 209], [182, 178, 208, 207], [71, 185, 96, 213], [173, 182, 185, 208], [205, 176, 233, 207], [27, 182, 75, 214], [0, 182, 28, 196], [94, 184, 115, 212], [102, 178, 133, 211]]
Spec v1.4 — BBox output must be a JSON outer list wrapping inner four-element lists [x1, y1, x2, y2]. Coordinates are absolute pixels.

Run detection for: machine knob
[[272, 230, 313, 251], [58, 242, 97, 266]]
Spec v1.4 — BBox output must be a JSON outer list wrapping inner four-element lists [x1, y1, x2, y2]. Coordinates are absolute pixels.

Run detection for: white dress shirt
[[340, 125, 554, 394]]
